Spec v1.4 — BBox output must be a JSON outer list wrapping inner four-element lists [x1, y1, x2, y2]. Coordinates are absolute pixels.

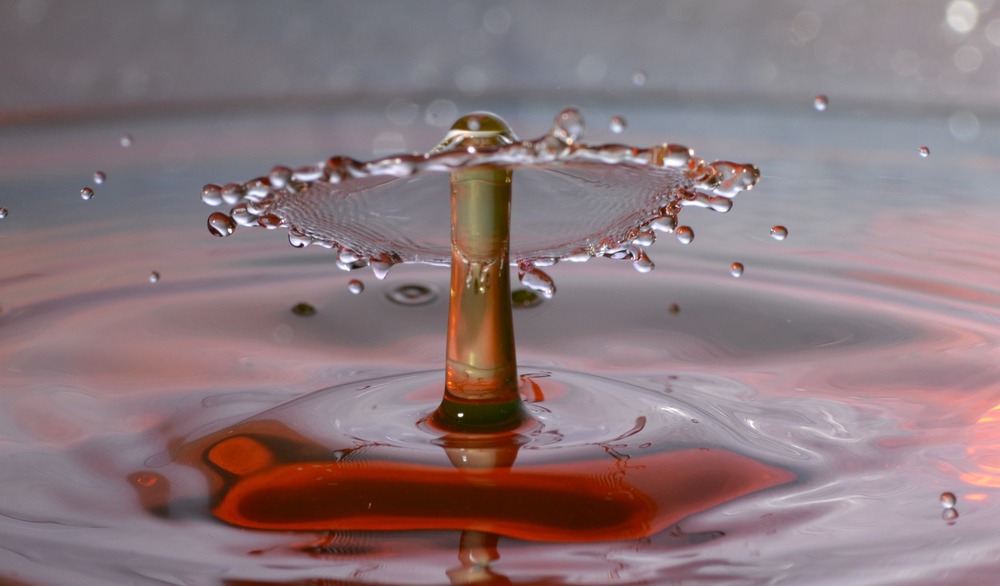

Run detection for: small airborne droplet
[[207, 212, 236, 237], [120, 134, 133, 147], [149, 271, 160, 284], [813, 95, 828, 111], [668, 303, 680, 315], [347, 279, 365, 294], [0, 208, 7, 219], [290, 302, 317, 316], [940, 492, 957, 509], [730, 262, 744, 278], [676, 226, 694, 244], [770, 225, 788, 241], [80, 187, 94, 201], [609, 115, 627, 134], [631, 69, 647, 87], [919, 146, 930, 158], [93, 171, 106, 185]]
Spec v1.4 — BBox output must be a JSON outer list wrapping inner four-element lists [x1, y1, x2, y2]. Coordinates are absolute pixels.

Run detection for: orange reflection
[[961, 404, 1000, 488]]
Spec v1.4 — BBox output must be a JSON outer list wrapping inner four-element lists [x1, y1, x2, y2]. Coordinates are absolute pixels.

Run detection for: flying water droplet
[[631, 248, 654, 273], [940, 492, 957, 509], [80, 187, 94, 201], [609, 115, 627, 134], [676, 226, 694, 244], [813, 95, 828, 111], [511, 289, 542, 309], [207, 212, 236, 237], [347, 279, 365, 294], [120, 133, 133, 148], [552, 107, 584, 145], [730, 262, 744, 278], [919, 146, 930, 158], [290, 302, 317, 316], [93, 171, 106, 185], [668, 303, 680, 315], [201, 184, 223, 206], [770, 225, 788, 241], [149, 271, 160, 284], [386, 283, 438, 306], [0, 208, 7, 219], [631, 69, 647, 87]]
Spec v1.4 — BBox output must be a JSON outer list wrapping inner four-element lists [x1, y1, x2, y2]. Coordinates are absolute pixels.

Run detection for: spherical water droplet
[[207, 212, 236, 237], [631, 69, 647, 87], [942, 508, 959, 523], [93, 171, 106, 185], [676, 226, 694, 244], [149, 271, 160, 284], [609, 115, 627, 134], [120, 133, 133, 147], [511, 288, 542, 309], [668, 303, 680, 315], [347, 279, 365, 294], [919, 146, 930, 158], [80, 187, 94, 201], [770, 225, 788, 241], [940, 492, 957, 509], [201, 184, 223, 206], [552, 107, 584, 145], [386, 283, 438, 306], [0, 208, 7, 219], [290, 302, 316, 317], [813, 95, 828, 111], [730, 262, 744, 278]]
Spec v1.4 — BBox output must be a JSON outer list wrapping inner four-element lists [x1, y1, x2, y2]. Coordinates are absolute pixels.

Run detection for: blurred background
[[3, 0, 998, 127]]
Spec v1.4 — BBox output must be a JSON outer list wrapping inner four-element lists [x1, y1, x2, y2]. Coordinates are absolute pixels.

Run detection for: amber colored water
[[3, 106, 1000, 585]]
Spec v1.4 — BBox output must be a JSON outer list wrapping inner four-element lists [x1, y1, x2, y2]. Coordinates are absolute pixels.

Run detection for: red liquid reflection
[[141, 419, 793, 543]]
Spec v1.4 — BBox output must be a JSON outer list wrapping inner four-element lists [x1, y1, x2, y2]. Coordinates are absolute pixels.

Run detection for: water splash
[[201, 108, 759, 293]]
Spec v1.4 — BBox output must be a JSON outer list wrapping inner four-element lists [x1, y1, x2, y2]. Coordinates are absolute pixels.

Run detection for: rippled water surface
[[1, 105, 999, 585]]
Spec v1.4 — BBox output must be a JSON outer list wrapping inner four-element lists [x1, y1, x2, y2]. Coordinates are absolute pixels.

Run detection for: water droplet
[[369, 256, 397, 280], [668, 303, 680, 315], [511, 288, 542, 309], [221, 183, 245, 205], [942, 508, 959, 523], [919, 146, 930, 158], [730, 262, 744, 278], [552, 107, 584, 145], [148, 271, 160, 284], [609, 115, 627, 134], [631, 69, 647, 87], [0, 208, 7, 219], [676, 226, 694, 244], [80, 187, 94, 201], [519, 267, 556, 299], [290, 302, 316, 316], [770, 225, 788, 241], [347, 279, 365, 294], [386, 283, 438, 306], [207, 212, 236, 237], [940, 492, 957, 509], [93, 171, 106, 185], [120, 133, 133, 148], [201, 184, 223, 206], [813, 95, 828, 111], [631, 248, 654, 273]]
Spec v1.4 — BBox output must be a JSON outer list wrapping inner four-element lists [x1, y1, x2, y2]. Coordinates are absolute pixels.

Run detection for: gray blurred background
[[3, 0, 998, 124]]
